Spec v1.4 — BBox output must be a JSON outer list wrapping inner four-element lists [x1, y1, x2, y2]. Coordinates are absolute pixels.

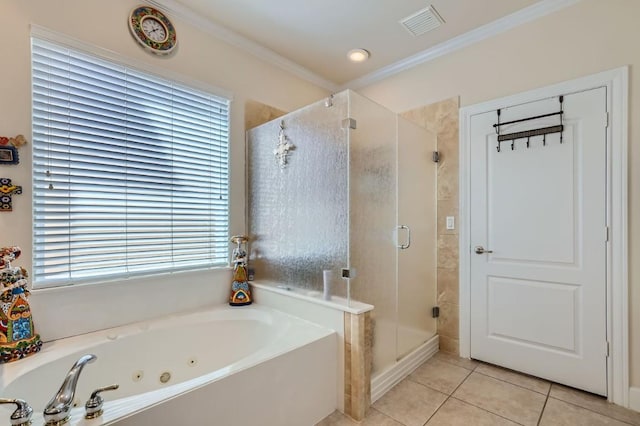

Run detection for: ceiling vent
[[399, 5, 445, 37]]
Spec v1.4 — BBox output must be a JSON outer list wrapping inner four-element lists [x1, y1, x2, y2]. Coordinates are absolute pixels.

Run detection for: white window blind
[[31, 38, 230, 288]]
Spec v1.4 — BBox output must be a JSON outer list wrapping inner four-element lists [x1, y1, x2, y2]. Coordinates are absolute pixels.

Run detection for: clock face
[[129, 6, 177, 55], [141, 17, 168, 43]]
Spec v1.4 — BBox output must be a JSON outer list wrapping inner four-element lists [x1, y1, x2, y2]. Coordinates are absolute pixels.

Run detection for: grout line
[[448, 397, 526, 426], [545, 397, 637, 426], [422, 394, 450, 426], [375, 409, 407, 426], [406, 365, 473, 397], [369, 407, 406, 426], [536, 387, 551, 425], [400, 379, 450, 426], [473, 369, 550, 395], [449, 370, 529, 425], [422, 368, 476, 425], [450, 368, 474, 395], [372, 381, 443, 426], [434, 353, 479, 372]]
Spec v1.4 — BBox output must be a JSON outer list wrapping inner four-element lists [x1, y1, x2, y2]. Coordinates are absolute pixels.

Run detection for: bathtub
[[0, 304, 337, 425]]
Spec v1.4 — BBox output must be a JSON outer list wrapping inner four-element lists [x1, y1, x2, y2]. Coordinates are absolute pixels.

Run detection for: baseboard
[[371, 335, 439, 403], [630, 387, 640, 413]]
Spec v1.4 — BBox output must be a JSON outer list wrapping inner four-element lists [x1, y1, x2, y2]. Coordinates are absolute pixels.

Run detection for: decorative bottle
[[0, 246, 43, 363], [229, 235, 252, 306]]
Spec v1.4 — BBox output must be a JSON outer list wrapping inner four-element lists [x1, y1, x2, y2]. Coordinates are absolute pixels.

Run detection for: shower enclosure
[[247, 90, 437, 376]]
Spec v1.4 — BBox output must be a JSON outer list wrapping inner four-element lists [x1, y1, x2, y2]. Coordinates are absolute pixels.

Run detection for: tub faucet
[[43, 354, 97, 426]]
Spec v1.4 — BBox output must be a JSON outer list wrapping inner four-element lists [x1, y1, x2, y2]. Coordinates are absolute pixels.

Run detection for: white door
[[469, 87, 608, 395]]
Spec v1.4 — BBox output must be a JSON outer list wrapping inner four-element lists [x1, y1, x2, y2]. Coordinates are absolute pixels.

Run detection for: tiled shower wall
[[245, 100, 286, 131], [401, 97, 460, 354]]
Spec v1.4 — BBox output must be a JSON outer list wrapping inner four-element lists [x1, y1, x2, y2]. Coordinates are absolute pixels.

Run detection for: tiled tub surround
[[251, 281, 374, 421], [319, 352, 640, 426], [344, 311, 373, 421], [0, 304, 337, 426], [401, 97, 461, 354]]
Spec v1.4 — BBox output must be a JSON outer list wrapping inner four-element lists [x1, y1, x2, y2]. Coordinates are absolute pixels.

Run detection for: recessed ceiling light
[[347, 48, 370, 63]]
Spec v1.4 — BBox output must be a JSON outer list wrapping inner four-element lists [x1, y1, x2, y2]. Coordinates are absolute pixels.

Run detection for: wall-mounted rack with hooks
[[493, 96, 564, 152]]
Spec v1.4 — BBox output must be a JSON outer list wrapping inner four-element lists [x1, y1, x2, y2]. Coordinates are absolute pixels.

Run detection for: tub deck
[[0, 304, 337, 425]]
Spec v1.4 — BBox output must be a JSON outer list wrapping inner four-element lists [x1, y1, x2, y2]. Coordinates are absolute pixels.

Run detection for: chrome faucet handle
[[44, 354, 97, 426], [84, 384, 119, 419], [0, 398, 33, 426]]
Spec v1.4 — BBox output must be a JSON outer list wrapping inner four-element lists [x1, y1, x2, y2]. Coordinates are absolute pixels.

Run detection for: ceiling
[[166, 0, 553, 88]]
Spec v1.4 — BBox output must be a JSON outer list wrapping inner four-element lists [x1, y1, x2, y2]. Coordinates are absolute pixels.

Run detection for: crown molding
[[340, 0, 582, 90], [147, 0, 580, 94], [146, 0, 339, 92]]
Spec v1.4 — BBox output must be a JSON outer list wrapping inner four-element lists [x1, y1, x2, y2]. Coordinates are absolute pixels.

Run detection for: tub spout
[[43, 354, 97, 426]]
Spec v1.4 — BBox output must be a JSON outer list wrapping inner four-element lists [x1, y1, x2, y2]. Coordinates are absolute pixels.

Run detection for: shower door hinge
[[432, 306, 440, 318], [605, 226, 610, 242], [342, 118, 357, 130], [432, 151, 440, 163], [341, 268, 356, 279], [606, 341, 610, 357]]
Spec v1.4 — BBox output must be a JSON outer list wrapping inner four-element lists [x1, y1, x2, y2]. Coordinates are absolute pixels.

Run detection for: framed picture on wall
[[0, 146, 19, 165]]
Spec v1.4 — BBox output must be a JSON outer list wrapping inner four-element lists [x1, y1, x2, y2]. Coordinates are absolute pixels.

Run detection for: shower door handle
[[398, 225, 411, 249]]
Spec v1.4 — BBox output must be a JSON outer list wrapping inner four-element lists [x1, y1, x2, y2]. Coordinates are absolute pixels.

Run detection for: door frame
[[459, 67, 629, 406]]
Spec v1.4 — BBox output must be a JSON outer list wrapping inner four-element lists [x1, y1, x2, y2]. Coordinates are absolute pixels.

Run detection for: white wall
[[359, 0, 640, 389], [5, 0, 637, 393], [0, 1, 327, 339]]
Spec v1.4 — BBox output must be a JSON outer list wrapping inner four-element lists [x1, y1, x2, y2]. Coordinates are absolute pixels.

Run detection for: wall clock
[[128, 5, 177, 55]]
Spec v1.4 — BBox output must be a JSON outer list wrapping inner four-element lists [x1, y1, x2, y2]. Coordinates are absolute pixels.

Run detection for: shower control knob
[[85, 384, 119, 419], [474, 246, 493, 254]]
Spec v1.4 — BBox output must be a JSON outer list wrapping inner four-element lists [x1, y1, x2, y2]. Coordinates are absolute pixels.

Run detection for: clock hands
[[142, 20, 166, 41]]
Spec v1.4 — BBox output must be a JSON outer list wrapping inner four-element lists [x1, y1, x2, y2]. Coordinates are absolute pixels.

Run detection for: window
[[31, 38, 230, 288]]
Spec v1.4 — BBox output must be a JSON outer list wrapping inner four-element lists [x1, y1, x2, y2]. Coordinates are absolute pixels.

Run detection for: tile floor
[[317, 352, 640, 426]]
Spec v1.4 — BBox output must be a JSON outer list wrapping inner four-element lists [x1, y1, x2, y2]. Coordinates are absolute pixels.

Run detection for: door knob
[[474, 246, 493, 254]]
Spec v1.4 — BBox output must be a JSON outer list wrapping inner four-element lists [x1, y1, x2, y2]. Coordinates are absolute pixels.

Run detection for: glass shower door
[[396, 117, 437, 358], [348, 90, 437, 375], [348, 91, 398, 374]]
